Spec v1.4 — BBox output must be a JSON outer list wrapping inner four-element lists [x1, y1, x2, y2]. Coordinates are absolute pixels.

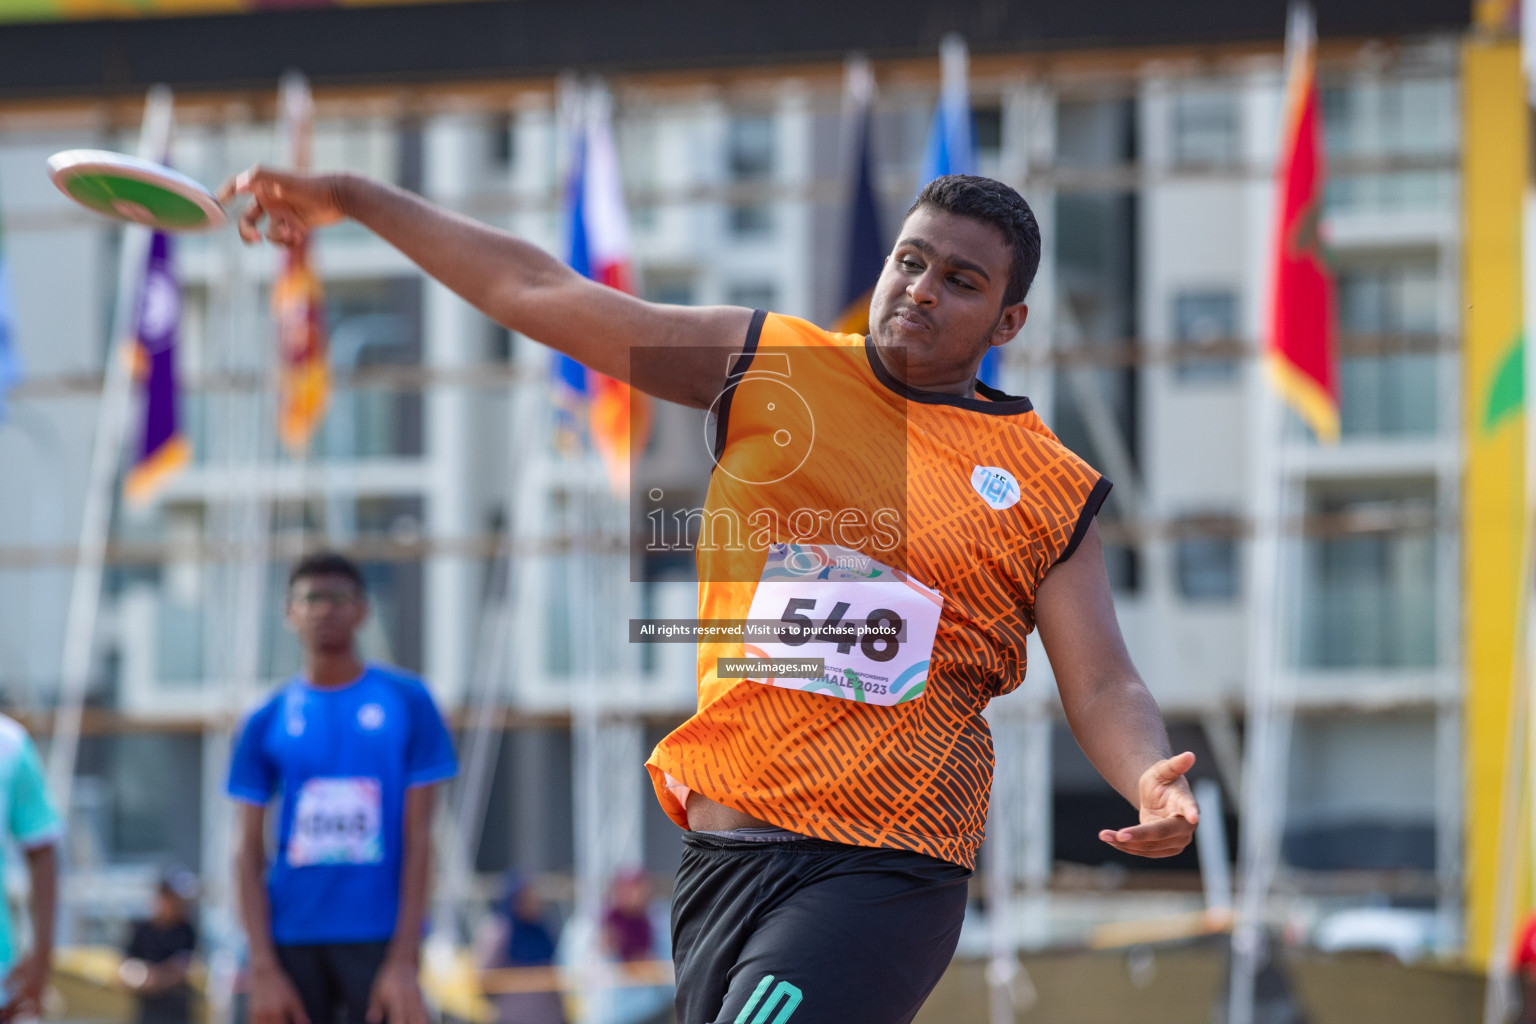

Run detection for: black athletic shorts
[[671, 831, 971, 1024], [275, 941, 391, 1024]]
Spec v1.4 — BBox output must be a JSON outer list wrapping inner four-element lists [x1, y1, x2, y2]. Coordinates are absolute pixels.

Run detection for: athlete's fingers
[[237, 194, 265, 244], [1117, 844, 1190, 859], [1098, 836, 1191, 856], [365, 990, 384, 1024], [1146, 751, 1197, 788], [1098, 832, 1193, 858], [267, 214, 296, 247], [1099, 829, 1191, 853], [1159, 789, 1201, 826], [1100, 814, 1195, 845]]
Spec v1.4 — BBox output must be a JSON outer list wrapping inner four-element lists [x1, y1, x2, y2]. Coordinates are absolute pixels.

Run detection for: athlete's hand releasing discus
[[219, 166, 346, 246]]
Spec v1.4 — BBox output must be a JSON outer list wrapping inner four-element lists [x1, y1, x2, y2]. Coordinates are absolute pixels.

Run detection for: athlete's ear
[[991, 302, 1028, 347]]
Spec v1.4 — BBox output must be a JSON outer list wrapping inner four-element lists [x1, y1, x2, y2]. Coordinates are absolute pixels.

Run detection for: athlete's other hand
[[250, 963, 310, 1024], [1098, 750, 1200, 858], [367, 958, 429, 1024], [0, 951, 48, 1020], [218, 166, 348, 248]]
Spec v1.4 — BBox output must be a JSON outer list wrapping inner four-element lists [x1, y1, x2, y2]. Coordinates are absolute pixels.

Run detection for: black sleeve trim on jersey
[[1057, 476, 1114, 565], [710, 308, 768, 467]]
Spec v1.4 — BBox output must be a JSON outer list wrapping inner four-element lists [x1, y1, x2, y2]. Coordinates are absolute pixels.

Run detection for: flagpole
[[274, 70, 329, 541], [1227, 365, 1295, 1024], [433, 368, 539, 945], [46, 85, 174, 828], [1229, 7, 1318, 1022]]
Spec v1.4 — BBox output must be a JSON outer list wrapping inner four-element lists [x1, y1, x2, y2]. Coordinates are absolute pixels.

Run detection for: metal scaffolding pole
[[47, 85, 174, 839]]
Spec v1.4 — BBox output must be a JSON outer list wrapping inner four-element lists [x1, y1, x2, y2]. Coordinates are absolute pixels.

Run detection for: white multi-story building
[[0, 13, 1466, 952]]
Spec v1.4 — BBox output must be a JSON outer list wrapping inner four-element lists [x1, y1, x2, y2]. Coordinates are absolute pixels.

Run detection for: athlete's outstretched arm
[[1035, 521, 1199, 859], [220, 168, 753, 410]]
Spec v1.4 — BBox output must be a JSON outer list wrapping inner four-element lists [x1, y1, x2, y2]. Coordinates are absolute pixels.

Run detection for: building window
[[1172, 289, 1238, 382], [488, 112, 515, 170], [1055, 97, 1136, 168], [1299, 484, 1437, 670], [726, 112, 776, 238], [1172, 88, 1239, 168], [1321, 77, 1456, 214], [973, 104, 1003, 159], [1335, 262, 1439, 437], [726, 283, 776, 311], [1174, 516, 1240, 601], [323, 277, 425, 460], [728, 204, 774, 237], [487, 321, 515, 363], [644, 274, 696, 308], [727, 114, 775, 180]]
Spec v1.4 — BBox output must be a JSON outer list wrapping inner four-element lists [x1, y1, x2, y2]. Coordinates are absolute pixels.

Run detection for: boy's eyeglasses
[[291, 589, 360, 609]]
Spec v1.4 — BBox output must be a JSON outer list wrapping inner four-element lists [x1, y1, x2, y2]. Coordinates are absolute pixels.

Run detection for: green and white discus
[[46, 149, 226, 232]]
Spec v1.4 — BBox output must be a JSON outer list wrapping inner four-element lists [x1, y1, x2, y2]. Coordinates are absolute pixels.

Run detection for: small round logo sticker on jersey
[[357, 703, 386, 731], [971, 466, 1021, 510]]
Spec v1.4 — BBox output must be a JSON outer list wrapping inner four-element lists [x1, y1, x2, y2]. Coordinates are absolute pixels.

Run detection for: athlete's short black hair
[[288, 551, 366, 594], [908, 174, 1041, 307]]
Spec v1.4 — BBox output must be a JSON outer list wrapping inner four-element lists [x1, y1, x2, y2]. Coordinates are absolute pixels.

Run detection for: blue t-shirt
[[226, 665, 457, 946]]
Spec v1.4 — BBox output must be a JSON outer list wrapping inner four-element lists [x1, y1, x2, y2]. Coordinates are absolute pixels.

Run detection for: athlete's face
[[867, 205, 1028, 395], [286, 573, 368, 655]]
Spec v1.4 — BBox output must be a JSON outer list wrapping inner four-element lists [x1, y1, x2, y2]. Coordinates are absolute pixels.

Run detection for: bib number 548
[[778, 598, 901, 663]]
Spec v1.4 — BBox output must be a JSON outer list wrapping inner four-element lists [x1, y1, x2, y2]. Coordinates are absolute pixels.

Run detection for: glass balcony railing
[[1299, 580, 1437, 669], [1298, 528, 1438, 670], [181, 385, 424, 466], [1337, 353, 1438, 439]]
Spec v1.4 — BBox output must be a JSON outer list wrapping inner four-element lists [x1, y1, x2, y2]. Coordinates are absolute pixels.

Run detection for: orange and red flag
[[275, 72, 328, 455], [1267, 4, 1339, 442]]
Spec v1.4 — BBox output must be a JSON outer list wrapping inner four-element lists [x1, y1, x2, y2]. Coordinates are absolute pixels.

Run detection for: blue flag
[[919, 36, 976, 183], [0, 202, 21, 424], [919, 34, 1000, 387], [832, 57, 884, 335]]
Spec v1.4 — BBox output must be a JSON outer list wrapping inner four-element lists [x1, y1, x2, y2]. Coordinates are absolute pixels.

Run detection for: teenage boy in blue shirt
[[228, 552, 457, 1024]]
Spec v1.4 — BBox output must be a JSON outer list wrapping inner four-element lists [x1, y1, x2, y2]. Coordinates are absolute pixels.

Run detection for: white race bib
[[286, 777, 384, 867], [743, 543, 943, 706]]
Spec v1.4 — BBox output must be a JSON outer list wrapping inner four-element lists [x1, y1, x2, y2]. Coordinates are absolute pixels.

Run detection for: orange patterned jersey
[[645, 313, 1110, 869]]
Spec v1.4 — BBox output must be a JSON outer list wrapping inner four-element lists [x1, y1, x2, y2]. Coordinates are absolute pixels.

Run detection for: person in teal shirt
[[0, 713, 61, 1020]]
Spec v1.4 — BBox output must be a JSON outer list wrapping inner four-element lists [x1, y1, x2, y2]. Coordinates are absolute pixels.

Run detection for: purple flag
[[123, 230, 189, 505]]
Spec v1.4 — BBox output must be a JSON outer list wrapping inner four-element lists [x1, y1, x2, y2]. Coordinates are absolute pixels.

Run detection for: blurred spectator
[[119, 868, 199, 1024], [591, 870, 668, 1024], [477, 873, 565, 1024], [600, 871, 654, 964]]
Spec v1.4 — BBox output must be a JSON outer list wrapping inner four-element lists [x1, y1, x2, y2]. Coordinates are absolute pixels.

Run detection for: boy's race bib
[[286, 776, 384, 867], [743, 543, 943, 706]]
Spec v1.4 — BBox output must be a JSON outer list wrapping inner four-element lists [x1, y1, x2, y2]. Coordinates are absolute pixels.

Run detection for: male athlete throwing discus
[[228, 553, 457, 1024], [224, 166, 1198, 1024]]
